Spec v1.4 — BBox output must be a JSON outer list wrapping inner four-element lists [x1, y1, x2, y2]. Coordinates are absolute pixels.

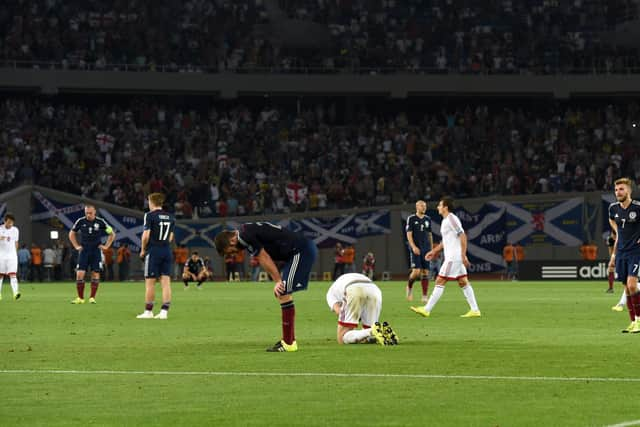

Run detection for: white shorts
[[438, 259, 468, 280], [338, 282, 382, 328], [0, 257, 18, 275]]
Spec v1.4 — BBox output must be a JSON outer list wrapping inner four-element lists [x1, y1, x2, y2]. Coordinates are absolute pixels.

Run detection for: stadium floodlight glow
[[50, 230, 59, 240]]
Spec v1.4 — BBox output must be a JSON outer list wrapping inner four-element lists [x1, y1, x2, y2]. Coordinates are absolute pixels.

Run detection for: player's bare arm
[[69, 230, 82, 251], [460, 232, 470, 267], [332, 302, 342, 315], [425, 243, 443, 260], [256, 248, 285, 296], [608, 218, 618, 270], [139, 229, 150, 258], [99, 228, 116, 251], [407, 231, 420, 255]]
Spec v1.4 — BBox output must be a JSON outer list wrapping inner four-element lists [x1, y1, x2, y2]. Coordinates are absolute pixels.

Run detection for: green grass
[[0, 279, 636, 426]]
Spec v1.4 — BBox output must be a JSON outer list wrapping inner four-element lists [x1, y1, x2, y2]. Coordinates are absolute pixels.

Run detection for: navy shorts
[[282, 239, 318, 295], [615, 253, 640, 284], [409, 247, 430, 270], [76, 246, 103, 272], [144, 246, 173, 279]]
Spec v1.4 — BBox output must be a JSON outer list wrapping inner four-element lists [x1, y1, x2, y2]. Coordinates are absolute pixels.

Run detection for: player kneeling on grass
[[182, 251, 207, 289], [326, 272, 398, 346], [137, 193, 175, 320]]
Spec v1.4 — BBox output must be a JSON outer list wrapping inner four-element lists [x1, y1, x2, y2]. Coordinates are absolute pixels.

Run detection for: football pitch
[[0, 279, 637, 427]]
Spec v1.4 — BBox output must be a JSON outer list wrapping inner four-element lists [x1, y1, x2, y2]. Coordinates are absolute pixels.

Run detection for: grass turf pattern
[[0, 280, 635, 426]]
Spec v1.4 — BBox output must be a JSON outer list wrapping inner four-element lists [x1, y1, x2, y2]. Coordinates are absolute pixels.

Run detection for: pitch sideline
[[1, 369, 640, 383]]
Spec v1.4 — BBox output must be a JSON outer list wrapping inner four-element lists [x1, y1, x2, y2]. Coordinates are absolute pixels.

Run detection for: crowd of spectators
[[1, 0, 639, 74], [1, 96, 639, 218]]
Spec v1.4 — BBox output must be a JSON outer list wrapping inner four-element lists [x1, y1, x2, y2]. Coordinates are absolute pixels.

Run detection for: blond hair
[[615, 177, 633, 187], [148, 192, 165, 207]]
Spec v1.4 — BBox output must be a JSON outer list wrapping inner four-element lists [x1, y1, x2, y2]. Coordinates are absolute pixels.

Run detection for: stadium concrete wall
[[3, 69, 640, 98]]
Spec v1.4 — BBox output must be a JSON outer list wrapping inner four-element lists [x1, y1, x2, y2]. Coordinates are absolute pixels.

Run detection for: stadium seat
[[258, 271, 269, 282], [382, 271, 391, 281], [322, 272, 332, 281]]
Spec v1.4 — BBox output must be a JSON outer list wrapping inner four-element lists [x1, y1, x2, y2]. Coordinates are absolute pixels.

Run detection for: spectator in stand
[[225, 251, 237, 282], [117, 243, 131, 281], [342, 244, 355, 274], [54, 244, 63, 280], [30, 243, 42, 282], [102, 245, 114, 281], [43, 246, 55, 281], [250, 255, 261, 282], [173, 244, 189, 280], [362, 252, 375, 280], [234, 249, 246, 281], [580, 240, 598, 262], [333, 243, 345, 280], [17, 244, 30, 282]]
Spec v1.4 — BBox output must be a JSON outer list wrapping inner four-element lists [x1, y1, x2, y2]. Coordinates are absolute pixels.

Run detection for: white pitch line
[[1, 369, 640, 383], [605, 420, 640, 427]]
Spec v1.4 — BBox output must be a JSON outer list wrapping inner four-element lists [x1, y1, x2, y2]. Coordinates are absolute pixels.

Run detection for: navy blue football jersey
[[71, 216, 113, 247], [405, 214, 432, 250], [143, 210, 175, 246], [609, 200, 640, 255], [237, 222, 307, 261], [185, 257, 205, 273]]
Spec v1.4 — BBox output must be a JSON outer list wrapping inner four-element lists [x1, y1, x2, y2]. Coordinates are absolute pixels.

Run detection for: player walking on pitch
[[0, 213, 21, 300], [608, 178, 640, 333], [405, 200, 433, 302], [410, 197, 481, 318]]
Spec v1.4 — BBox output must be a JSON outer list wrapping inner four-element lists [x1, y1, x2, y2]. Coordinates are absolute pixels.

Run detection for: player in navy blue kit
[[608, 178, 640, 333], [137, 193, 175, 319], [69, 204, 115, 304], [215, 222, 318, 352], [405, 200, 433, 302]]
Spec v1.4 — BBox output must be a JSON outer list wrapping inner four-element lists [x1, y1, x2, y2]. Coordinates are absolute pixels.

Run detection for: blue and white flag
[[174, 223, 224, 247], [489, 197, 584, 246]]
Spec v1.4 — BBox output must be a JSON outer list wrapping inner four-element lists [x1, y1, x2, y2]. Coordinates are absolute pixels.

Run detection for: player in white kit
[[0, 213, 21, 300], [410, 197, 480, 318], [326, 272, 398, 345]]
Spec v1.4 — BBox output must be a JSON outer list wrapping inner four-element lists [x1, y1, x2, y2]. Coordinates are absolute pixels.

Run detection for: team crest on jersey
[[94, 223, 100, 229], [630, 212, 637, 220]]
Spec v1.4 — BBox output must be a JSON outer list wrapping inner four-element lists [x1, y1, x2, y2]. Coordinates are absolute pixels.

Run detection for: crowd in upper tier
[[2, 0, 639, 74], [1, 97, 637, 217]]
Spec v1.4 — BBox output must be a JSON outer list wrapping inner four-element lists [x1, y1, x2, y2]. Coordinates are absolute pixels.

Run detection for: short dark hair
[[191, 251, 199, 255], [214, 230, 236, 256], [4, 213, 15, 222], [440, 196, 455, 211]]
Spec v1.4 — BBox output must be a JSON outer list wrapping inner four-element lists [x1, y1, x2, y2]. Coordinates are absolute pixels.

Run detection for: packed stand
[[1, 97, 639, 217], [276, 0, 640, 73], [1, 0, 639, 74], [0, 0, 267, 71]]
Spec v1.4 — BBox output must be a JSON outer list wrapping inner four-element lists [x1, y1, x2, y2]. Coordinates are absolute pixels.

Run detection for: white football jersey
[[440, 213, 464, 261], [326, 273, 372, 311], [0, 225, 19, 258]]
